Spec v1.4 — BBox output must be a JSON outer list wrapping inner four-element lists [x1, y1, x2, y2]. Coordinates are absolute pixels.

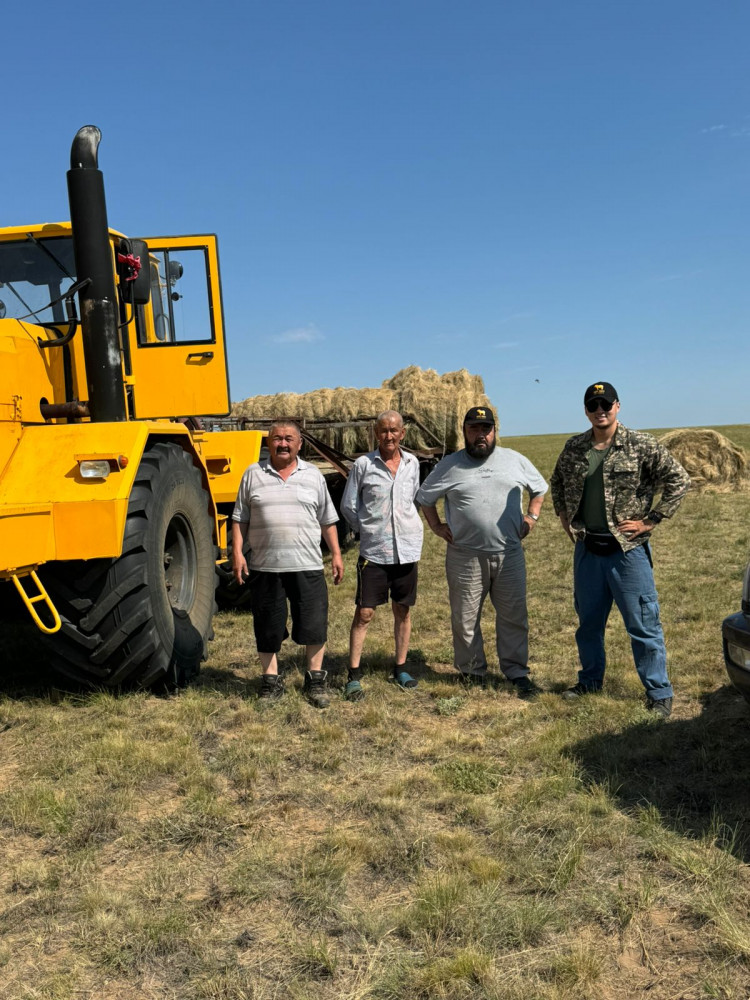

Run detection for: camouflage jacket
[[549, 423, 690, 552]]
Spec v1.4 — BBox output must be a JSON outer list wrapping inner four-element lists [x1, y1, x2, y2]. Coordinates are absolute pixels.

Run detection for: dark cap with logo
[[583, 382, 618, 405], [464, 406, 495, 426]]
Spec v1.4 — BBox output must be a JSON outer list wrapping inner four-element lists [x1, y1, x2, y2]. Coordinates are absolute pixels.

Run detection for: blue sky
[[3, 1, 747, 435]]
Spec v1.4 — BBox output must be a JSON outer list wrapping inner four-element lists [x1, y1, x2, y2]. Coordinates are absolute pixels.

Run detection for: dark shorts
[[355, 557, 418, 608], [249, 570, 328, 651]]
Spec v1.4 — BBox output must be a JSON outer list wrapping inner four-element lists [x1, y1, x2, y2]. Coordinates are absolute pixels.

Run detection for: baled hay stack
[[384, 366, 494, 451], [659, 428, 747, 491], [232, 366, 494, 454], [233, 386, 393, 455]]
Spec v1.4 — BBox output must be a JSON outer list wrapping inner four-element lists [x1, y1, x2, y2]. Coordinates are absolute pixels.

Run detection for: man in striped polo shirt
[[232, 421, 344, 707]]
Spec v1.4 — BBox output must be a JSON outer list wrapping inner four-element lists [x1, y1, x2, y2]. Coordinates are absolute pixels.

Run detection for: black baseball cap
[[583, 382, 618, 405], [464, 406, 495, 425]]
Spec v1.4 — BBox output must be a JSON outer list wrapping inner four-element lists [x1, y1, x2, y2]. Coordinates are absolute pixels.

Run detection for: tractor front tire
[[41, 442, 216, 689]]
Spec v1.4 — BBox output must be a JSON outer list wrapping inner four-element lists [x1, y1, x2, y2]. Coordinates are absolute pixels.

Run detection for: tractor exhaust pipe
[[67, 126, 127, 422]]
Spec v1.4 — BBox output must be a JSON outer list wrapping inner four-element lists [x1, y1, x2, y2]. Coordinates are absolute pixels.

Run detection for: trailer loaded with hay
[[231, 366, 495, 457]]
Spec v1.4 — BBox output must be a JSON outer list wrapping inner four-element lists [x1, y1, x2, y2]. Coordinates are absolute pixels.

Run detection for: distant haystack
[[232, 366, 495, 454], [659, 428, 747, 491]]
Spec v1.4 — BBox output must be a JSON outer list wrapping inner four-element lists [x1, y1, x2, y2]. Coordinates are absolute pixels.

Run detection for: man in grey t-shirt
[[416, 407, 547, 696]]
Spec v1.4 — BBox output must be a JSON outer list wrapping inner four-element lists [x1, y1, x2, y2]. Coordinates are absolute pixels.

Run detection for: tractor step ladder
[[11, 571, 62, 634]]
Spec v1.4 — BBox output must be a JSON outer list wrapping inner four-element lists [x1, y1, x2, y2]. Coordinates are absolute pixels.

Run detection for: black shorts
[[249, 570, 328, 652], [355, 557, 418, 608]]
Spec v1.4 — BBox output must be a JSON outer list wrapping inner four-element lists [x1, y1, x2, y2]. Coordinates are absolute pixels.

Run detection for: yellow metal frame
[[0, 227, 232, 426], [11, 570, 61, 633], [127, 235, 231, 419], [0, 422, 263, 579]]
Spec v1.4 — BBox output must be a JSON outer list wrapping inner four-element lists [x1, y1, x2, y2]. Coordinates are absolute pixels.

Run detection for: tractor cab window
[[139, 247, 214, 345], [0, 237, 76, 324]]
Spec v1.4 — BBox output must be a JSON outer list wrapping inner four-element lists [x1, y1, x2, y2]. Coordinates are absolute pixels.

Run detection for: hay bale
[[232, 366, 495, 454], [659, 428, 747, 491], [384, 366, 493, 452], [232, 386, 393, 454]]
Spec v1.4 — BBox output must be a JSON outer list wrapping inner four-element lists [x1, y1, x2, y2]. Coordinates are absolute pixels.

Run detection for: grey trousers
[[445, 544, 529, 680]]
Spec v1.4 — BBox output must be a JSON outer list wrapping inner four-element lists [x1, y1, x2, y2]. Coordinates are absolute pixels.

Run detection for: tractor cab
[[0, 224, 230, 423]]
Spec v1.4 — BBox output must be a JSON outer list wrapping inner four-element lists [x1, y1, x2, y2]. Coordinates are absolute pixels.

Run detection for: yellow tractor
[[0, 125, 263, 687]]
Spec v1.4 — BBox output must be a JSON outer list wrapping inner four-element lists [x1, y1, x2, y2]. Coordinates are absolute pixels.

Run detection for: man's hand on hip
[[421, 505, 453, 544], [617, 519, 655, 539], [432, 523, 453, 544]]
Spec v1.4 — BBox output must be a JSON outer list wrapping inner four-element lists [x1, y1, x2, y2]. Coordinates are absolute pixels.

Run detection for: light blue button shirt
[[341, 449, 424, 565]]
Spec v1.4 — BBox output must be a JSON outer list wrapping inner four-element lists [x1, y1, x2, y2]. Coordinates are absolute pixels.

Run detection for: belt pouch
[[584, 532, 620, 556]]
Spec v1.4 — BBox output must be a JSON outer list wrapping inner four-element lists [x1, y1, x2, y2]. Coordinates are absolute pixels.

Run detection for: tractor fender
[[0, 421, 218, 571]]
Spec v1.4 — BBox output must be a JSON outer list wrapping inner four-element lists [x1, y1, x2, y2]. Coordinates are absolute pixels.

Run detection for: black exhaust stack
[[67, 126, 127, 422]]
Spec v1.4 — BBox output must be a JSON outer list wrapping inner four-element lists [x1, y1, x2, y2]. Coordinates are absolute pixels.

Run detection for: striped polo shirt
[[232, 457, 338, 572]]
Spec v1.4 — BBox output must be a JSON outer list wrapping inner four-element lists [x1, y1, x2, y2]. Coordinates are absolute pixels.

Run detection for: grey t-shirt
[[416, 447, 548, 553]]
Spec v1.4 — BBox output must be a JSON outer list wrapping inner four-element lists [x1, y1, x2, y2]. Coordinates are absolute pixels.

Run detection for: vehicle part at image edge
[[722, 560, 750, 706], [723, 615, 750, 706], [40, 442, 216, 688]]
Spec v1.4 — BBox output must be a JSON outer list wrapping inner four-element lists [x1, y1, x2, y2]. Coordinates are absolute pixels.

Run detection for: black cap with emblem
[[583, 382, 618, 405], [464, 406, 495, 426]]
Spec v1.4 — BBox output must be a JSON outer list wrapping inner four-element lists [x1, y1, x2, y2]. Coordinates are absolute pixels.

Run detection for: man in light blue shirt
[[340, 410, 424, 699], [416, 406, 547, 697]]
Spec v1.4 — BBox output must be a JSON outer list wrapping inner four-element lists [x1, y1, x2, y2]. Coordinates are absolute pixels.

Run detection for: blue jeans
[[573, 542, 673, 700]]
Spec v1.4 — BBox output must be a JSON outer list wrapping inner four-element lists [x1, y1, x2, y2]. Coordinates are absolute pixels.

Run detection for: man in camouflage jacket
[[550, 382, 690, 718]]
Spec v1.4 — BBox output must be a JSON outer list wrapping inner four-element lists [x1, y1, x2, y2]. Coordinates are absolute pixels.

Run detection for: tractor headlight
[[79, 460, 111, 479]]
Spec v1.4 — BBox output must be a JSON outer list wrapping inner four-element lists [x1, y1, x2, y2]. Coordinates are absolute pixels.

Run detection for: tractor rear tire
[[215, 560, 253, 611], [41, 441, 216, 689]]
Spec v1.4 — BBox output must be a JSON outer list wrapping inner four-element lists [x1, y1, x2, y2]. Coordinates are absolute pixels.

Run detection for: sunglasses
[[585, 398, 615, 413]]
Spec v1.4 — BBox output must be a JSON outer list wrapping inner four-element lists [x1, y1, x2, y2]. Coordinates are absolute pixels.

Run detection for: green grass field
[[1, 425, 749, 1000]]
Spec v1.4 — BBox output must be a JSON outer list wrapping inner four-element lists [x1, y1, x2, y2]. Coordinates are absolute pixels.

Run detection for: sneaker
[[344, 678, 365, 702], [511, 675, 542, 698], [258, 674, 285, 700], [646, 695, 673, 719], [561, 682, 601, 701], [303, 669, 330, 709]]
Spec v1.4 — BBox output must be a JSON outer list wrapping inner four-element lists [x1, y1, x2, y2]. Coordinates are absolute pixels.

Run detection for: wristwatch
[[645, 510, 663, 525], [525, 512, 539, 521]]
